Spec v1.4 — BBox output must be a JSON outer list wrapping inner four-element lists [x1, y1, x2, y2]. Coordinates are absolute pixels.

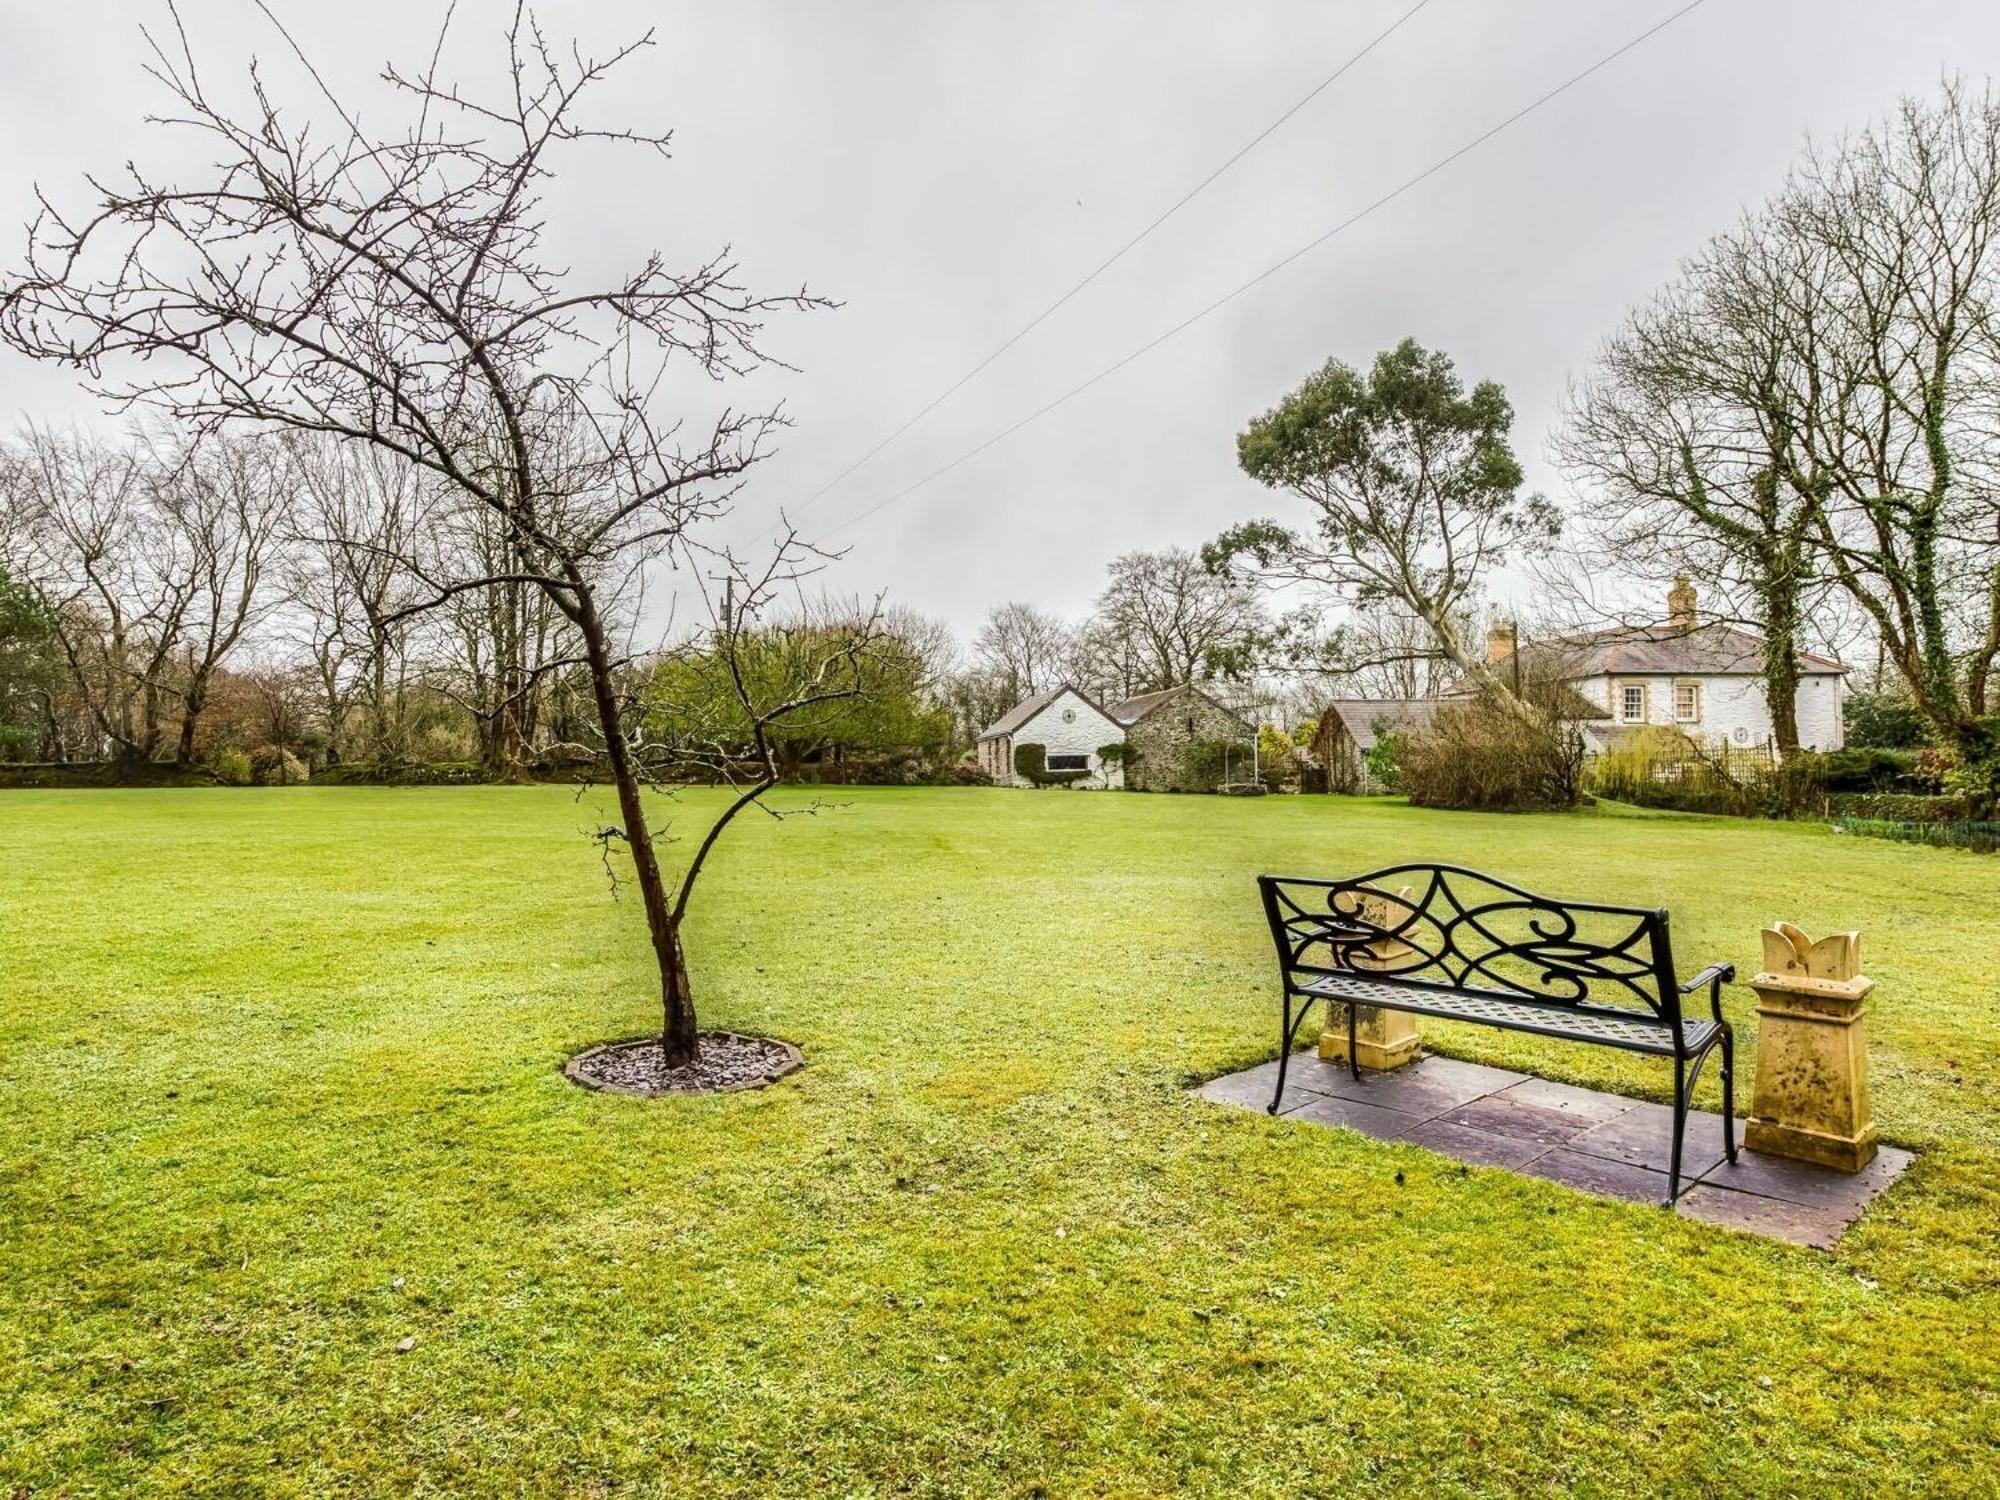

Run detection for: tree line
[[0, 431, 1272, 783]]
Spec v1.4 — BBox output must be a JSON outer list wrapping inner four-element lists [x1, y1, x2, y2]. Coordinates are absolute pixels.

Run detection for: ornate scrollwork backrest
[[1261, 864, 1678, 1021]]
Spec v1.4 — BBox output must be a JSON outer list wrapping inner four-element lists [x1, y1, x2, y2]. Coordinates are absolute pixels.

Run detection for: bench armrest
[[1677, 962, 1736, 1023]]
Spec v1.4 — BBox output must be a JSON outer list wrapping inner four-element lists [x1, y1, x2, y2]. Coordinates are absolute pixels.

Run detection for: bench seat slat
[[1299, 971, 1719, 1056]]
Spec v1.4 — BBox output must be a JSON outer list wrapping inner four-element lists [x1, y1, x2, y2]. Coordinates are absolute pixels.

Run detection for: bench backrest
[[1258, 864, 1682, 1027]]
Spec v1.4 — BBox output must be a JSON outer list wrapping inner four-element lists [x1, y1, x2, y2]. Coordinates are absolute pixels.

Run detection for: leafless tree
[[151, 434, 286, 763], [972, 602, 1075, 699], [1085, 546, 1267, 691], [285, 435, 434, 765], [1775, 81, 2000, 753], [9, 426, 194, 764], [1555, 222, 1837, 752], [1307, 605, 1469, 700], [0, 9, 835, 1064]]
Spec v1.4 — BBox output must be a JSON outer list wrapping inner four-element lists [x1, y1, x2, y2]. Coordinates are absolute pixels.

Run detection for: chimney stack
[[1668, 574, 1698, 630], [1486, 619, 1517, 666]]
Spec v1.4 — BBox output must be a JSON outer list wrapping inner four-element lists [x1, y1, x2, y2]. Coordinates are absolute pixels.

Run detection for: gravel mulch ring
[[564, 1031, 804, 1097]]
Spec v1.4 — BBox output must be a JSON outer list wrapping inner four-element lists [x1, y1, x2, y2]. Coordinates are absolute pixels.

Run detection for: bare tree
[[972, 602, 1075, 699], [285, 435, 433, 766], [1, 10, 833, 1064], [1776, 82, 2000, 757], [1085, 546, 1267, 691], [155, 434, 285, 764], [1556, 223, 1835, 752], [1308, 605, 1469, 699], [10, 426, 194, 764]]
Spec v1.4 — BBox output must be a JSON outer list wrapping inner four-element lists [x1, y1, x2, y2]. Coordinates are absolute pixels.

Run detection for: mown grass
[[0, 787, 1995, 1495]]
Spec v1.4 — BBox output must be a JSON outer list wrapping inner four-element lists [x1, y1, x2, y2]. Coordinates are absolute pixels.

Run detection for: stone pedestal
[[1745, 923, 1876, 1173], [1318, 886, 1421, 1071]]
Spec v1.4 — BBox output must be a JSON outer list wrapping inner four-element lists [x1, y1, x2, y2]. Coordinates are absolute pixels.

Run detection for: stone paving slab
[[1193, 1052, 1914, 1248]]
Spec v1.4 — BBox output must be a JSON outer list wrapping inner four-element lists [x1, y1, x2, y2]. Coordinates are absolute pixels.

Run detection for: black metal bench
[[1258, 864, 1736, 1205]]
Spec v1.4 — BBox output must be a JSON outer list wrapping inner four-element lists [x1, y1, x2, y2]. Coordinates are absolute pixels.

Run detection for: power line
[[779, 0, 1437, 527], [823, 0, 1710, 542]]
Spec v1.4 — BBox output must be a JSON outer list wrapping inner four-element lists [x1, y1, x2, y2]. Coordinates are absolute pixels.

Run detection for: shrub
[[934, 763, 994, 787], [206, 747, 254, 786], [1255, 724, 1299, 789], [1363, 728, 1406, 792], [1399, 696, 1585, 811], [250, 745, 310, 785], [1836, 814, 2000, 853], [1826, 791, 1975, 823], [1012, 742, 1089, 788], [1799, 747, 1932, 793], [1844, 691, 1928, 749]]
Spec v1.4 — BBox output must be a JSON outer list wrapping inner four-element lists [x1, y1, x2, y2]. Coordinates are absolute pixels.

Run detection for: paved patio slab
[[1193, 1052, 1914, 1248]]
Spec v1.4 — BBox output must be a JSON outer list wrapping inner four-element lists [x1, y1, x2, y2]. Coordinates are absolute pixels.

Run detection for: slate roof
[[1108, 683, 1257, 733], [1319, 698, 1444, 753], [1489, 623, 1847, 681], [976, 685, 1066, 741], [1107, 686, 1183, 725]]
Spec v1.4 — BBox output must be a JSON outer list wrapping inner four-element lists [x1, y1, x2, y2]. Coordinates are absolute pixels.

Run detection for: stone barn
[[1110, 685, 1258, 792]]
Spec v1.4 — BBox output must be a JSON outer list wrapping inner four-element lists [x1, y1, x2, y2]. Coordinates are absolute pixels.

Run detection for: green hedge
[[1826, 792, 1975, 823], [1013, 742, 1090, 788], [1836, 814, 2000, 853]]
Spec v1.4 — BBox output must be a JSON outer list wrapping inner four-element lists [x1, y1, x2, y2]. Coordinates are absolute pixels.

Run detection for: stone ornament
[[1745, 923, 1877, 1172], [1318, 885, 1423, 1071]]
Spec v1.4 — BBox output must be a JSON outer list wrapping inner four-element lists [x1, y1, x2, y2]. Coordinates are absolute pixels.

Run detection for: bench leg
[[1270, 993, 1308, 1115], [1346, 1002, 1361, 1083], [1665, 1055, 1689, 1208], [1719, 1027, 1738, 1165]]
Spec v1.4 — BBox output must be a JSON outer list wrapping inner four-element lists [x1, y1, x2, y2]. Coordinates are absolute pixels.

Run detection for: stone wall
[[1125, 689, 1255, 791]]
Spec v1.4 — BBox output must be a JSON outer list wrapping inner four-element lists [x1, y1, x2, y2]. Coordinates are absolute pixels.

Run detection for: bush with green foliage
[[1362, 729, 1406, 792], [1255, 724, 1299, 789], [1844, 690, 1929, 749], [1836, 814, 2000, 853], [1012, 742, 1090, 788], [1826, 791, 1976, 823], [206, 747, 254, 786]]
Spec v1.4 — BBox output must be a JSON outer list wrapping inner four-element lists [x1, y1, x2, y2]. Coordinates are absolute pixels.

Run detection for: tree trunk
[[1759, 557, 1802, 756], [574, 588, 699, 1066], [176, 674, 209, 764]]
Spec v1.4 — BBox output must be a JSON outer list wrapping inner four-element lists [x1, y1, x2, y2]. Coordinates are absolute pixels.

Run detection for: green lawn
[[1, 787, 1995, 1495]]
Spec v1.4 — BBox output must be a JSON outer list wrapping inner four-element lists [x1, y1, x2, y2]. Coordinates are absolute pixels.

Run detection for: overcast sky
[[3, 0, 1996, 643]]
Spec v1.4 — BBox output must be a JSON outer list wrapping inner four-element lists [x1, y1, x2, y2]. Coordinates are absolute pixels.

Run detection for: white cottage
[[1483, 578, 1849, 752], [975, 684, 1126, 788]]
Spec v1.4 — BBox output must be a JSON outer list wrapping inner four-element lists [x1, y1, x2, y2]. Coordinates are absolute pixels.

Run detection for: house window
[[1046, 753, 1088, 771], [1673, 681, 1701, 722], [1619, 683, 1646, 723]]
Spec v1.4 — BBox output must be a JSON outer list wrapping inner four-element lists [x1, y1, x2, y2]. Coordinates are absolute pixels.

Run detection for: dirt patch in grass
[[564, 1031, 803, 1096]]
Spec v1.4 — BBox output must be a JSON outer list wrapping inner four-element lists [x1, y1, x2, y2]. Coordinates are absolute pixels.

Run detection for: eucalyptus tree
[[1207, 338, 1558, 713]]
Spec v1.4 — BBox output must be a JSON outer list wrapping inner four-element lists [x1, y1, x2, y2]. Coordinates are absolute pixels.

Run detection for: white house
[[1482, 578, 1849, 752], [975, 685, 1126, 787]]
